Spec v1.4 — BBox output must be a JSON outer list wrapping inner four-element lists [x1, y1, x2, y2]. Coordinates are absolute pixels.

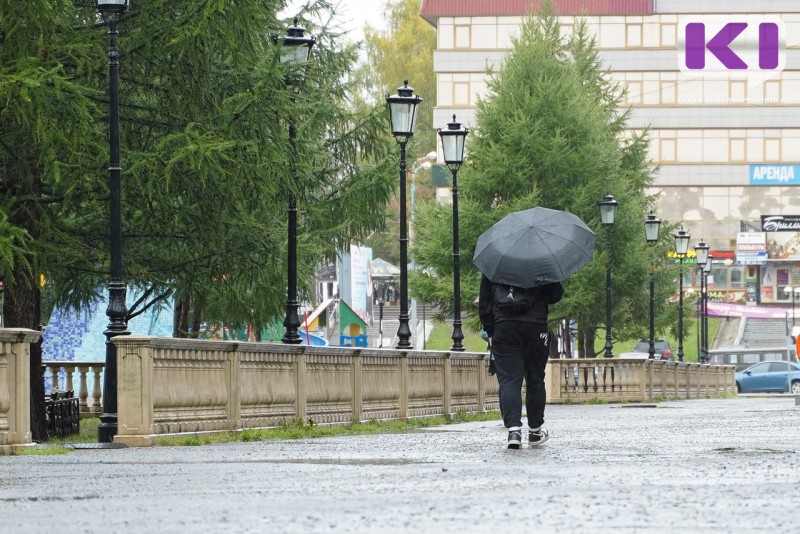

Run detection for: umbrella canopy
[[473, 207, 597, 288], [371, 258, 400, 278]]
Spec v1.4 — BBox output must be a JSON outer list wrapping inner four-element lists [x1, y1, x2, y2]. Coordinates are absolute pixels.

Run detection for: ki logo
[[679, 16, 785, 82]]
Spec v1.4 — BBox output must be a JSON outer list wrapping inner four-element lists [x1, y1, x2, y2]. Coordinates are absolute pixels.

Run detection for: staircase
[[739, 317, 789, 348], [366, 302, 437, 348]]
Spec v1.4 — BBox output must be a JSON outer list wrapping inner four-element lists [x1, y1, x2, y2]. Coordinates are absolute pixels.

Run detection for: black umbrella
[[473, 207, 596, 288]]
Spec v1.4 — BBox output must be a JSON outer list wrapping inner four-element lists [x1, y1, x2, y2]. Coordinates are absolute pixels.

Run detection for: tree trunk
[[2, 154, 46, 440], [189, 298, 202, 339], [172, 293, 191, 338]]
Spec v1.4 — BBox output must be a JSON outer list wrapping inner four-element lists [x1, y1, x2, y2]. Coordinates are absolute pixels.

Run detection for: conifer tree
[[411, 8, 676, 355]]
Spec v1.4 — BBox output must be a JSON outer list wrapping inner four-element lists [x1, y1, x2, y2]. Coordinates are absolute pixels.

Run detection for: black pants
[[492, 321, 549, 429]]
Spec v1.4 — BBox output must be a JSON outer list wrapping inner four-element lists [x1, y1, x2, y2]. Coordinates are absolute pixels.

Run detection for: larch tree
[[1, 0, 397, 437]]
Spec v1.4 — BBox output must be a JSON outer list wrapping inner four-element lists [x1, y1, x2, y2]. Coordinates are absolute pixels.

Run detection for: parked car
[[630, 339, 673, 360], [735, 361, 800, 394]]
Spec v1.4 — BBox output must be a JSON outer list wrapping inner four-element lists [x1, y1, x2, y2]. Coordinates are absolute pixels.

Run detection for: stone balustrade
[[0, 329, 41, 453], [548, 357, 736, 403], [0, 329, 737, 450], [112, 337, 499, 446], [42, 361, 105, 417]]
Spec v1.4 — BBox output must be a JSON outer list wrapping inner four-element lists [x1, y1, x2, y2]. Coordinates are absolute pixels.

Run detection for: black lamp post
[[645, 213, 661, 359], [96, 0, 130, 444], [673, 226, 690, 362], [276, 18, 315, 345], [598, 193, 618, 358], [386, 81, 422, 349], [378, 295, 384, 348], [703, 253, 713, 363], [694, 240, 710, 363], [438, 115, 469, 352]]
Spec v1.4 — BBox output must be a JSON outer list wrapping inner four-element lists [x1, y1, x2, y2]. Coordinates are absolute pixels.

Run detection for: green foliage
[[1, 1, 399, 335], [357, 0, 437, 261], [410, 6, 680, 354]]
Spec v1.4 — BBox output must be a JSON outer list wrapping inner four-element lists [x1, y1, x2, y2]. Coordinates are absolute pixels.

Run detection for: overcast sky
[[282, 0, 388, 44]]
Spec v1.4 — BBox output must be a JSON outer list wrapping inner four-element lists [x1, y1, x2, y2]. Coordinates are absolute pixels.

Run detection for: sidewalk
[[1, 396, 798, 533]]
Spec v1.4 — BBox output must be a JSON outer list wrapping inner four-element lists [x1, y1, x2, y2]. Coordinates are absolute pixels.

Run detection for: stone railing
[[548, 357, 736, 403], [0, 329, 737, 450], [112, 337, 499, 446], [42, 361, 105, 417], [112, 337, 736, 446], [0, 329, 41, 453]]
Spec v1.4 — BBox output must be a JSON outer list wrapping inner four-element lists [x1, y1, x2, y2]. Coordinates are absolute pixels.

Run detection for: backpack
[[492, 283, 533, 315]]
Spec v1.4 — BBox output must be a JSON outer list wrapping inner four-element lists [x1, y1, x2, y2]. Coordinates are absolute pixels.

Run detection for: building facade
[[420, 0, 800, 305]]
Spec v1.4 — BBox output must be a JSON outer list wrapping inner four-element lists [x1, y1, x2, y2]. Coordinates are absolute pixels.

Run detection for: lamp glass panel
[[390, 102, 415, 136], [675, 231, 690, 254], [645, 221, 660, 242], [695, 244, 709, 265], [599, 204, 616, 225]]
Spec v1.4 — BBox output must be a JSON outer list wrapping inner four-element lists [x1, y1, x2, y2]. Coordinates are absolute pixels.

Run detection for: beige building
[[420, 0, 800, 305]]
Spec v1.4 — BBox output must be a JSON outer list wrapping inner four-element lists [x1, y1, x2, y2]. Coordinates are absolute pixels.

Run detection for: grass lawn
[[424, 320, 487, 353]]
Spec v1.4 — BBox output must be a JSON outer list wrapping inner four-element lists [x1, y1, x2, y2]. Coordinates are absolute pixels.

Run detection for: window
[[729, 267, 744, 288], [765, 138, 781, 162], [626, 24, 642, 48], [455, 25, 470, 49], [730, 138, 746, 162], [660, 138, 676, 161]]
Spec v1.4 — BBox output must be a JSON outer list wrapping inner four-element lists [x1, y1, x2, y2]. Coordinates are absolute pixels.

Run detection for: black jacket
[[478, 275, 563, 337]]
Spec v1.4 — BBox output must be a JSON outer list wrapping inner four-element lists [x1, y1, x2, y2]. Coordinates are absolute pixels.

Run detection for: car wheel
[[791, 381, 800, 395], [736, 382, 741, 393]]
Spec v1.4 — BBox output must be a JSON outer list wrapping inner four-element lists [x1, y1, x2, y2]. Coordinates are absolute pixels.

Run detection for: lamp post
[[276, 18, 315, 344], [645, 213, 661, 359], [598, 193, 618, 358], [377, 295, 384, 348], [438, 115, 469, 352], [673, 226, 691, 362], [386, 81, 422, 349], [96, 0, 130, 444], [694, 240, 710, 363], [703, 253, 713, 363]]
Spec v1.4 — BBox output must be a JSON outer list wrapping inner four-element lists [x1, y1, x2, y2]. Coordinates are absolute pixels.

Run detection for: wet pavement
[[1, 395, 799, 533]]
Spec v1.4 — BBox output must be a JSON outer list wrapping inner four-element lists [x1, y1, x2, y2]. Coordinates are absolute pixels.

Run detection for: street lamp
[[96, 0, 131, 444], [694, 240, 710, 363], [645, 213, 661, 359], [275, 18, 315, 345], [438, 115, 469, 352], [703, 253, 713, 363], [598, 193, 618, 358], [673, 226, 691, 362], [386, 80, 422, 349]]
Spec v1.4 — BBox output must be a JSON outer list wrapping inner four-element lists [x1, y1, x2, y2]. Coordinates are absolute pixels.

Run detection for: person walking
[[479, 274, 563, 449]]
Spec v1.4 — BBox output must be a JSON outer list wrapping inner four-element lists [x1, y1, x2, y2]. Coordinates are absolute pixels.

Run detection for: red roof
[[420, 0, 653, 21]]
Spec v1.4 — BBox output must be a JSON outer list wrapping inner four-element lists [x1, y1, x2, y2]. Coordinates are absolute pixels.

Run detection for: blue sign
[[749, 164, 800, 185]]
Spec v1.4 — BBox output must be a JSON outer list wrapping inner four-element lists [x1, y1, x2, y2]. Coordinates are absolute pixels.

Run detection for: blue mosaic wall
[[43, 287, 173, 362], [42, 288, 174, 393]]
